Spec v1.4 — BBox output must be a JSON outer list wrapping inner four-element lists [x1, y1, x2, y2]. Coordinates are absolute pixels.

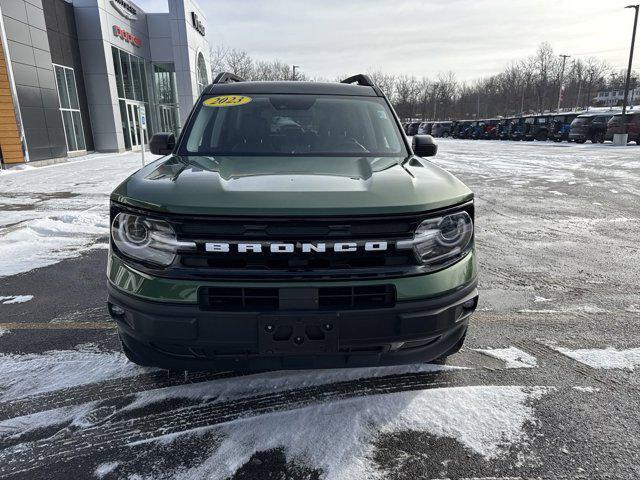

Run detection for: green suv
[[107, 73, 478, 370]]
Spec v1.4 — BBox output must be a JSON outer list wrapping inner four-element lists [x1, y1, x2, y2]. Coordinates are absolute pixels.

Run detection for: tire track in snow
[[0, 371, 459, 476], [0, 370, 243, 422], [514, 340, 624, 391]]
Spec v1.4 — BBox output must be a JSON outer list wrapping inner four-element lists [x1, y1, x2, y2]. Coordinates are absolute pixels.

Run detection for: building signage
[[191, 12, 205, 36], [113, 25, 142, 47], [110, 0, 138, 20]]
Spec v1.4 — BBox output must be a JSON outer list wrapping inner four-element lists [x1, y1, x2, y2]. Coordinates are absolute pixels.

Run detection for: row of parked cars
[[403, 110, 640, 144]]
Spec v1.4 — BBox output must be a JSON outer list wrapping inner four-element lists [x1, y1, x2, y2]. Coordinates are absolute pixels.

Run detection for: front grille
[[110, 202, 474, 280], [199, 285, 396, 311], [180, 251, 414, 271], [170, 214, 429, 280]]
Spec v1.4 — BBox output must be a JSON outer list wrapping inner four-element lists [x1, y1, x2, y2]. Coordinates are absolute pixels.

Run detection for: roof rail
[[341, 74, 375, 87], [212, 72, 245, 84]]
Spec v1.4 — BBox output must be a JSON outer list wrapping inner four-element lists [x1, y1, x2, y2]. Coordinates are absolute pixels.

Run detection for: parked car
[[454, 120, 474, 139], [605, 113, 640, 143], [549, 113, 579, 142], [110, 72, 478, 370], [570, 113, 615, 144], [510, 117, 527, 140], [497, 118, 513, 140], [468, 121, 482, 140], [418, 121, 433, 135], [432, 121, 453, 137], [406, 122, 421, 136], [523, 115, 552, 141], [481, 119, 499, 140]]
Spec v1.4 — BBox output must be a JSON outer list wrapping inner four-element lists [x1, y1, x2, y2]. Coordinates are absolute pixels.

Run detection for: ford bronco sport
[[107, 73, 478, 371]]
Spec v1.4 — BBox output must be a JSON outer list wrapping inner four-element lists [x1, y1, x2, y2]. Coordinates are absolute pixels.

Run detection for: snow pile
[[173, 386, 549, 480], [552, 346, 640, 371], [0, 210, 110, 277], [0, 152, 159, 278], [0, 344, 147, 402], [475, 347, 538, 369], [0, 295, 34, 304]]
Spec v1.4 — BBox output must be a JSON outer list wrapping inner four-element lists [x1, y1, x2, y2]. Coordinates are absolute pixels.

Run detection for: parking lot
[[1, 139, 639, 479]]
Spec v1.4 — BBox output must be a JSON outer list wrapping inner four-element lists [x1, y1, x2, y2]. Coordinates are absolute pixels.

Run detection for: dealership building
[[0, 0, 210, 165]]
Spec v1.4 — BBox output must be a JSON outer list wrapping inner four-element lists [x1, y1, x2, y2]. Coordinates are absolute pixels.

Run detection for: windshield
[[179, 94, 406, 157]]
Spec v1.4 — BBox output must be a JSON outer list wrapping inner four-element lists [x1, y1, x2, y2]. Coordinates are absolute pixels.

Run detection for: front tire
[[119, 334, 154, 367], [431, 328, 467, 364]]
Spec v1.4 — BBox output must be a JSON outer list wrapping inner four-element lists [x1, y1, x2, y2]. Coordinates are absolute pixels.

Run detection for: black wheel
[[431, 329, 467, 364], [596, 132, 605, 143], [535, 132, 548, 141], [575, 139, 586, 144], [442, 131, 450, 138]]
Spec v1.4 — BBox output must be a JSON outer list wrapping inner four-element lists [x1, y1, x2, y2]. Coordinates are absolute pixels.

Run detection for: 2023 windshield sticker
[[203, 95, 252, 107]]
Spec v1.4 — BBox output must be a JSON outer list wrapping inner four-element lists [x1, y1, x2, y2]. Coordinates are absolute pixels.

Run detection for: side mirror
[[149, 133, 176, 155], [412, 135, 438, 157]]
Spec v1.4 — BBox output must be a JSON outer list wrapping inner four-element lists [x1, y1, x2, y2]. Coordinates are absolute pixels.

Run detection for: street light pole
[[620, 4, 639, 141], [557, 54, 571, 112]]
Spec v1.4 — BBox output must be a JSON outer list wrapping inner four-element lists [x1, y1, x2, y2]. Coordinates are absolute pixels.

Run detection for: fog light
[[108, 303, 125, 319], [462, 299, 476, 309]]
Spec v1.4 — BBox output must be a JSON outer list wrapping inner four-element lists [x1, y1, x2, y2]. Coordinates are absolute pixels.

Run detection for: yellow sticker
[[203, 95, 252, 107]]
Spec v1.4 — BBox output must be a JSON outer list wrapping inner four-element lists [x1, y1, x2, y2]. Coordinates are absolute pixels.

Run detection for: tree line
[[210, 42, 633, 121]]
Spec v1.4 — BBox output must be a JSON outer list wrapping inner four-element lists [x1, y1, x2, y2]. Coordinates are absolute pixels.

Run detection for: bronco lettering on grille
[[204, 241, 388, 253]]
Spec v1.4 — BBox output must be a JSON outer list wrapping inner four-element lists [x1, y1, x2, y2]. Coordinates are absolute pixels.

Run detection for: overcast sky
[[137, 0, 634, 81]]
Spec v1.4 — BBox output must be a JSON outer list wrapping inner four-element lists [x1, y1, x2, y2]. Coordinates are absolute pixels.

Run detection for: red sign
[[113, 25, 141, 47]]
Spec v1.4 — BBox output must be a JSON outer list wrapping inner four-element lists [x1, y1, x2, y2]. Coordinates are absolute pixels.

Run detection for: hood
[[111, 155, 473, 216]]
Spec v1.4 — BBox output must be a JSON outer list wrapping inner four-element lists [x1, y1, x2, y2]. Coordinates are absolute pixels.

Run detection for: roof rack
[[212, 72, 245, 84], [340, 74, 375, 87]]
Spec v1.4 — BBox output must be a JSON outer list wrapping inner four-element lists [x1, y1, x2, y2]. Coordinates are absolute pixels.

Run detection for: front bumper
[[108, 278, 478, 371]]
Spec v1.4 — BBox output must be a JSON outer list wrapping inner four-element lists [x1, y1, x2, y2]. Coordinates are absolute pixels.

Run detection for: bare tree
[[223, 49, 254, 79], [209, 45, 229, 77]]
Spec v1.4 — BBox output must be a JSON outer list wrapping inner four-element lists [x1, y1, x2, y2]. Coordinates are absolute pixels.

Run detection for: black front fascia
[[110, 201, 474, 281]]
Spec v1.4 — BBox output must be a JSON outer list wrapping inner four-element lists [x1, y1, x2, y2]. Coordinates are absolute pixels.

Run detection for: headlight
[[396, 211, 473, 270], [111, 212, 195, 267]]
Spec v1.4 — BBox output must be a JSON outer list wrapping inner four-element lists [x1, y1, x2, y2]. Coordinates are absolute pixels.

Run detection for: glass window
[[54, 64, 86, 153], [72, 111, 85, 150], [119, 100, 131, 149], [139, 60, 148, 102], [65, 69, 79, 109], [112, 47, 124, 98], [120, 52, 134, 100], [61, 110, 77, 151], [181, 94, 406, 157], [55, 66, 70, 108], [196, 52, 208, 94], [131, 55, 143, 101]]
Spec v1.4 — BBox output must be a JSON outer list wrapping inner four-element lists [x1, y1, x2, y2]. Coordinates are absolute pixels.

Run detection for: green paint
[[107, 250, 477, 303], [111, 154, 473, 216]]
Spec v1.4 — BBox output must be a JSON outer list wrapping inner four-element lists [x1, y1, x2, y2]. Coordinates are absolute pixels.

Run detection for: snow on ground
[[0, 295, 33, 304], [94, 462, 120, 479], [0, 152, 160, 278], [474, 347, 538, 369], [552, 346, 640, 371], [0, 344, 146, 402], [167, 385, 549, 480], [125, 362, 462, 412]]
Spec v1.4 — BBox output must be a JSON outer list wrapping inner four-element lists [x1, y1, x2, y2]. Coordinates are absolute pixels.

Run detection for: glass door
[[126, 102, 140, 149]]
